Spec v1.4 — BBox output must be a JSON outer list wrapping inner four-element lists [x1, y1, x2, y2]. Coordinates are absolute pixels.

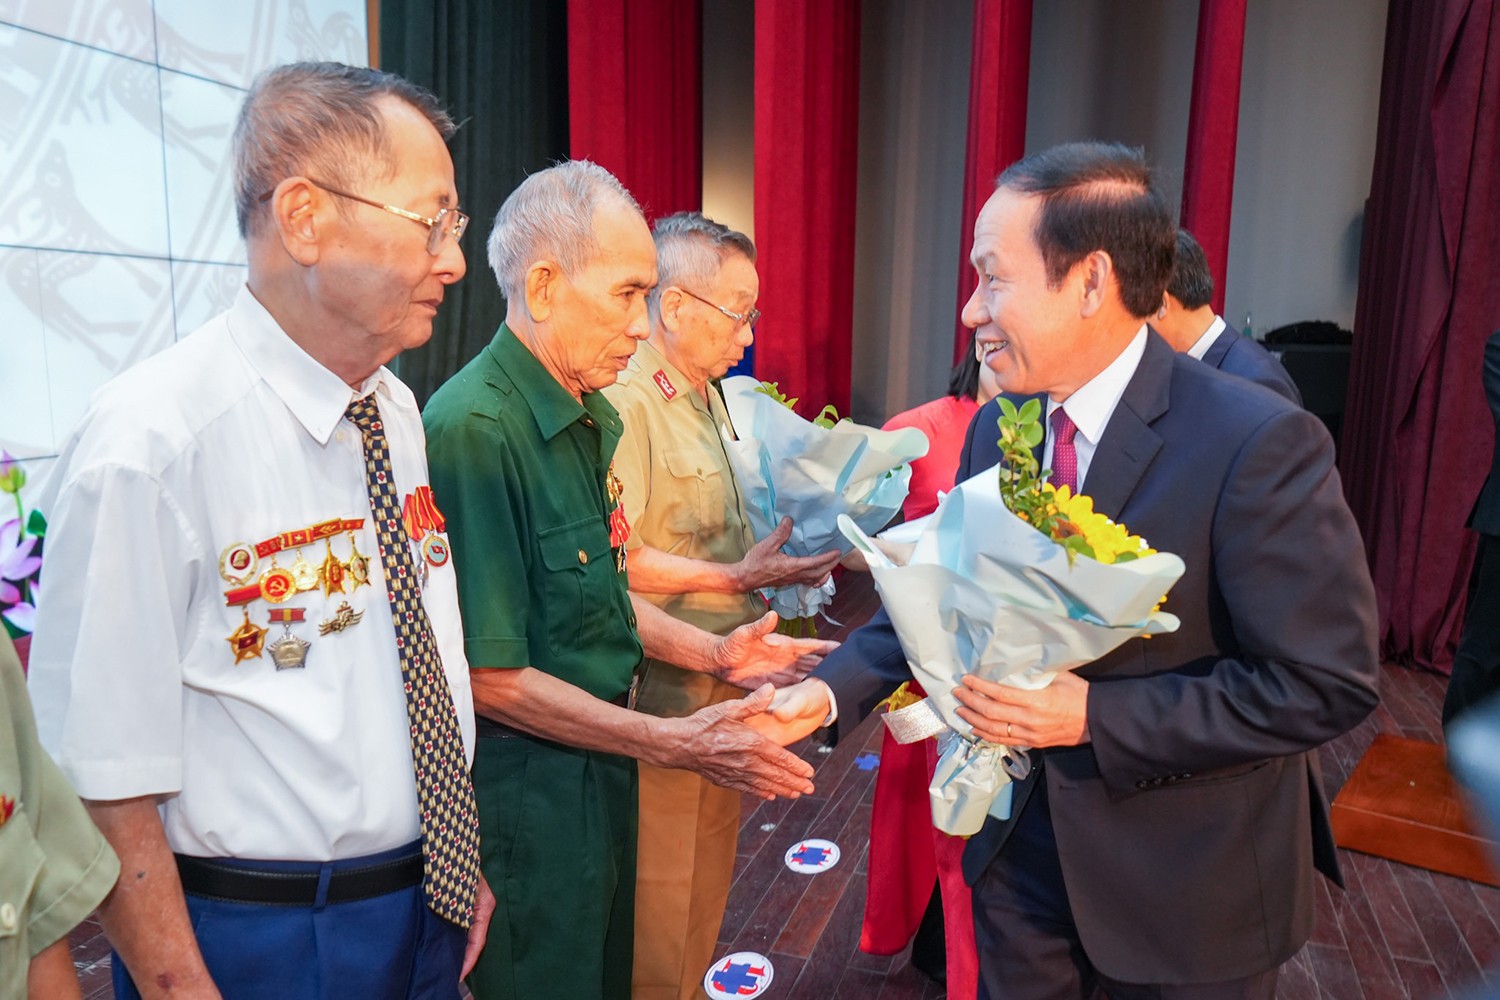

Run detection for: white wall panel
[[160, 69, 248, 265], [172, 260, 245, 338], [0, 0, 155, 62], [0, 248, 54, 460], [153, 0, 368, 90]]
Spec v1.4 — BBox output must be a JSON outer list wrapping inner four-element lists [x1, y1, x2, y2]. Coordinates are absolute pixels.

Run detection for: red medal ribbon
[[402, 486, 446, 542], [254, 518, 365, 558], [609, 504, 631, 549], [268, 607, 306, 624], [224, 584, 261, 606]]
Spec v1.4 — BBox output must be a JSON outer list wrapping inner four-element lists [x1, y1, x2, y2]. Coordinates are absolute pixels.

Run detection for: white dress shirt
[[1185, 315, 1228, 361], [27, 286, 473, 861], [1043, 326, 1150, 491]]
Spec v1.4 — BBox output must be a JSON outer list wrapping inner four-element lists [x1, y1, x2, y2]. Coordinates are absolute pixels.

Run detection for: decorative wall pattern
[[0, 0, 367, 483]]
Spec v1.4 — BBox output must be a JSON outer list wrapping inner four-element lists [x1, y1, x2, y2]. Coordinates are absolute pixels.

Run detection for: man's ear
[[659, 287, 684, 332], [524, 261, 561, 323], [267, 178, 323, 266], [1077, 250, 1113, 319]]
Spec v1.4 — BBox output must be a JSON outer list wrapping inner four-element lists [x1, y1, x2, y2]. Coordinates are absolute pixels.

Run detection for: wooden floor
[[70, 572, 1500, 999]]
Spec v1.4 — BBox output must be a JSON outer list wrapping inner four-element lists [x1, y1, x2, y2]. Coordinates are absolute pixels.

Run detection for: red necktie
[[1048, 408, 1079, 493]]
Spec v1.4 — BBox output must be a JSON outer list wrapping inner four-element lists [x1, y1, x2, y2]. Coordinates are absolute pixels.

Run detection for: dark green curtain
[[379, 0, 570, 405]]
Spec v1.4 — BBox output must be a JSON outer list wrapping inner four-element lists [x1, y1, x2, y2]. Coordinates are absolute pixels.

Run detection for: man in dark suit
[[757, 143, 1380, 998], [1151, 228, 1302, 404], [1443, 329, 1500, 729]]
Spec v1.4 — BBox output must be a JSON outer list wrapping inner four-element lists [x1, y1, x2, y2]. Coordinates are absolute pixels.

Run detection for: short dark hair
[[996, 142, 1175, 319], [234, 62, 455, 239], [1166, 229, 1215, 310], [947, 346, 981, 401], [649, 212, 756, 325]]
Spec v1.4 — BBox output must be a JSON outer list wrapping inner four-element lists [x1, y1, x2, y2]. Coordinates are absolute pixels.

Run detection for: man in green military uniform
[[2, 632, 119, 999], [603, 212, 840, 999], [424, 162, 836, 1000]]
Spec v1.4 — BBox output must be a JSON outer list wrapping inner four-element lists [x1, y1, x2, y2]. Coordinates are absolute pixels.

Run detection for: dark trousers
[[112, 841, 466, 1000], [467, 733, 637, 1000], [1445, 532, 1500, 730], [971, 779, 1278, 1000]]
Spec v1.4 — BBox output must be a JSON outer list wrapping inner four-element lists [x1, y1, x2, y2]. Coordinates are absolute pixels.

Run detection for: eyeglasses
[[258, 179, 469, 256], [677, 286, 761, 329]]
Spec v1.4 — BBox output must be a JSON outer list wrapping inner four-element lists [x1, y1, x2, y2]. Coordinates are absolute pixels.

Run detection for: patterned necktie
[[345, 395, 480, 928], [1048, 407, 1080, 493]]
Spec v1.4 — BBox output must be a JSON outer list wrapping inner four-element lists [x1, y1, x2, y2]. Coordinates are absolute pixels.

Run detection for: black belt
[[175, 852, 423, 906], [475, 690, 630, 740]]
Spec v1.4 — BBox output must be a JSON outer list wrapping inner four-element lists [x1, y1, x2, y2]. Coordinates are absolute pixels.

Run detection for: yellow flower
[[1044, 485, 1155, 564]]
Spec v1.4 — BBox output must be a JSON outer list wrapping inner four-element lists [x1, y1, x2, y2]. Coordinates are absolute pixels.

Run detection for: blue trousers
[[112, 841, 466, 1000]]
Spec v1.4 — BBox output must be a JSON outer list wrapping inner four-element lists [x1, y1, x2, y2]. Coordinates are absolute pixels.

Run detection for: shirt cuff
[[811, 678, 837, 728]]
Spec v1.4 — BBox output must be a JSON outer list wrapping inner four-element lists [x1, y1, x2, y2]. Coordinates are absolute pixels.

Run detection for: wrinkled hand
[[461, 874, 497, 979], [743, 679, 833, 746], [713, 611, 840, 688], [952, 671, 1091, 747], [736, 517, 842, 591], [659, 685, 817, 800]]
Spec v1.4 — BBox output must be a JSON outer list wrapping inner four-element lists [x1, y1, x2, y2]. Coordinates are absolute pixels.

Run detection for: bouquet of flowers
[[1, 451, 45, 639], [838, 398, 1186, 835], [719, 376, 928, 630]]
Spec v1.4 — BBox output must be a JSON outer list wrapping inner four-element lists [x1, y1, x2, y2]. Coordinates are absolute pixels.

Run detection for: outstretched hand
[[743, 678, 833, 746], [736, 517, 842, 591], [657, 684, 817, 800], [713, 611, 840, 688]]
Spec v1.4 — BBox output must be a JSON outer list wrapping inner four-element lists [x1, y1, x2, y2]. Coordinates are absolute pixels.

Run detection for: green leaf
[[1022, 423, 1044, 448], [1018, 398, 1042, 422], [998, 397, 1018, 419], [26, 509, 46, 538]]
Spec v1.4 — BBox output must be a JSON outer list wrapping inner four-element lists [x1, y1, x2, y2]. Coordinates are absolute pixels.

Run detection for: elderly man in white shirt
[[26, 62, 493, 1000]]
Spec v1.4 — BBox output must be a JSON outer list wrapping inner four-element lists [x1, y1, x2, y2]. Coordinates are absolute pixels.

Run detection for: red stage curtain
[[953, 0, 1033, 363], [567, 0, 701, 221], [752, 0, 861, 416], [1341, 0, 1500, 673], [1179, 0, 1247, 315]]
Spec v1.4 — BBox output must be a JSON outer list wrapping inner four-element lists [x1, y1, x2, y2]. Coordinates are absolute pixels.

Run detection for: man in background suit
[[1152, 228, 1302, 404], [759, 142, 1380, 998], [1443, 329, 1500, 730]]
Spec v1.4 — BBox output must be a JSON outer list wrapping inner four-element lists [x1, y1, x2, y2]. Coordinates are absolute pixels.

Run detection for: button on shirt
[[423, 325, 642, 701], [26, 286, 473, 861]]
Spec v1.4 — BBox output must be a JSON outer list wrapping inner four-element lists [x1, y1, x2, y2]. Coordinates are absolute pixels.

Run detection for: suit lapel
[[1079, 334, 1173, 521], [1199, 328, 1235, 371]]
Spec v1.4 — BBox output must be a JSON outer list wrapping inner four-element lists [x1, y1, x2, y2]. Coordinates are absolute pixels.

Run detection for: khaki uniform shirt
[[2, 634, 118, 998], [604, 341, 763, 719]]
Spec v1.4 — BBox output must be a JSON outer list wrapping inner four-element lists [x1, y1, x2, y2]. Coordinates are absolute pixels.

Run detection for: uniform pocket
[[537, 516, 614, 654], [661, 448, 727, 536]]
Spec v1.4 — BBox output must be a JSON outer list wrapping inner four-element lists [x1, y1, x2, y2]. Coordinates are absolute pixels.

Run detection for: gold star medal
[[318, 538, 348, 595], [289, 550, 319, 592], [267, 607, 310, 670], [227, 608, 267, 663]]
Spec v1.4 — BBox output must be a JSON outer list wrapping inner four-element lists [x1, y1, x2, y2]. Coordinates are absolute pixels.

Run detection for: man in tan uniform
[[604, 212, 840, 999]]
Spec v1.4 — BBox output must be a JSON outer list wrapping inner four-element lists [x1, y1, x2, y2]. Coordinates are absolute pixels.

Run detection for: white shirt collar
[[223, 285, 397, 446], [1185, 314, 1228, 360], [1047, 325, 1150, 450]]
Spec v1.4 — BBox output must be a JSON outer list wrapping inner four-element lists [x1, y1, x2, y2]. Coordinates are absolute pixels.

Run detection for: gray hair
[[647, 212, 757, 325], [232, 62, 455, 239], [486, 160, 643, 302]]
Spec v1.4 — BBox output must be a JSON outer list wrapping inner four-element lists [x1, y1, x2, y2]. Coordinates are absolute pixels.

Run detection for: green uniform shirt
[[423, 324, 642, 701], [2, 634, 119, 998]]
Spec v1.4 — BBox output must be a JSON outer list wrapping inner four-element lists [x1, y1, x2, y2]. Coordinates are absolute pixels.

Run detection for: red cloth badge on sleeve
[[652, 370, 677, 401]]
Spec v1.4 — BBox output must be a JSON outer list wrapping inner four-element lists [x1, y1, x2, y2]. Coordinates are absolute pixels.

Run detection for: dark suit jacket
[[814, 332, 1379, 984], [1471, 330, 1500, 536], [1201, 323, 1303, 405]]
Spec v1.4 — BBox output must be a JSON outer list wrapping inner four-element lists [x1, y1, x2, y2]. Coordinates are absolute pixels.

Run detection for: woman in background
[[863, 340, 999, 999]]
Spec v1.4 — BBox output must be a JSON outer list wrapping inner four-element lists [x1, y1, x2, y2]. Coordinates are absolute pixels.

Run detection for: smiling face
[[539, 198, 658, 396], [313, 96, 466, 369], [659, 252, 759, 391], [962, 186, 1105, 401]]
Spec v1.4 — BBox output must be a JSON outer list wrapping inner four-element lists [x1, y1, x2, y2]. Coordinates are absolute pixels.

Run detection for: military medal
[[267, 607, 310, 670], [219, 542, 258, 585], [347, 536, 371, 589], [606, 463, 629, 572], [289, 551, 320, 592], [319, 538, 348, 595], [259, 562, 297, 604], [318, 601, 365, 635], [421, 534, 450, 567], [227, 607, 267, 663]]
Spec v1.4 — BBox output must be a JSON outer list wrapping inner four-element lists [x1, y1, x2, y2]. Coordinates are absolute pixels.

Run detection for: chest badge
[[267, 607, 310, 670], [227, 608, 268, 664]]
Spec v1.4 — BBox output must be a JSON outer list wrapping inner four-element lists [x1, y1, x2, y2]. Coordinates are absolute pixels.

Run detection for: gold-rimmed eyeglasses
[[677, 286, 761, 329], [258, 179, 468, 256]]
